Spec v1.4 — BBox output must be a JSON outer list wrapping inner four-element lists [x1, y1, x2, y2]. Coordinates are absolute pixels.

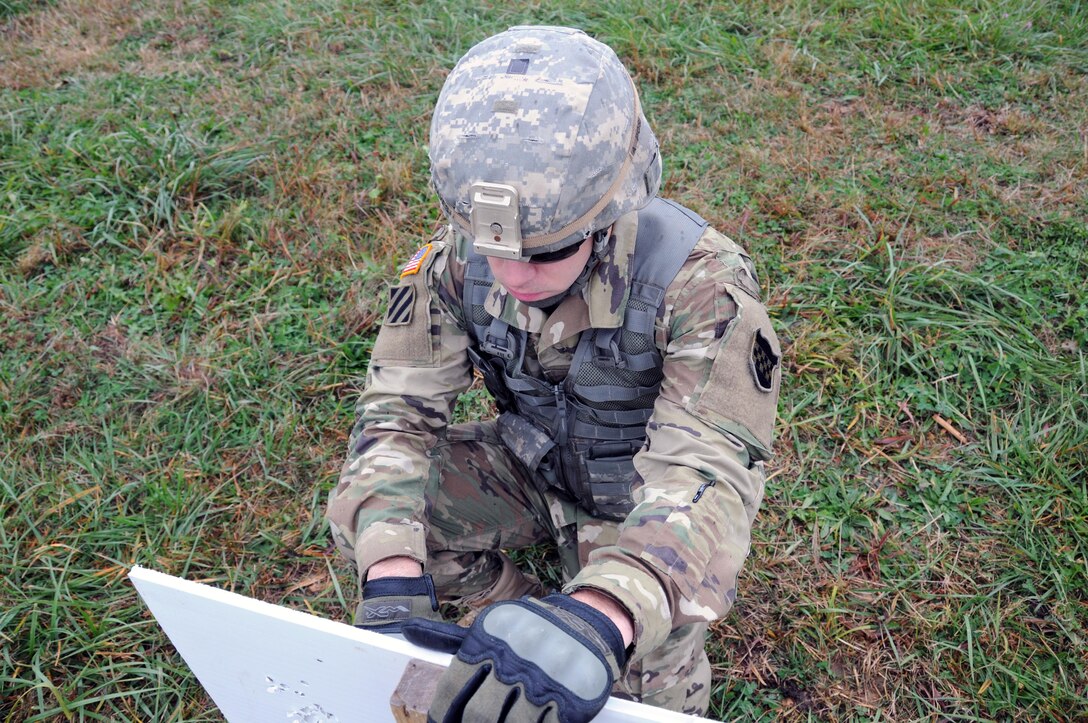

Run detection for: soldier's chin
[[509, 289, 549, 302], [513, 289, 568, 308]]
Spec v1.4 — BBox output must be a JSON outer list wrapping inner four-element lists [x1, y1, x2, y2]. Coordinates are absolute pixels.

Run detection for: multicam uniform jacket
[[327, 201, 781, 661]]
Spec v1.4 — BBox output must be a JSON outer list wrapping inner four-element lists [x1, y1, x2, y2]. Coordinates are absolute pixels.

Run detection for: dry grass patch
[[128, 31, 211, 77], [0, 0, 145, 88]]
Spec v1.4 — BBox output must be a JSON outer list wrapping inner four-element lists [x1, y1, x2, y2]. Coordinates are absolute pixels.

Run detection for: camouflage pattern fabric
[[374, 419, 710, 712], [326, 207, 780, 714], [429, 26, 661, 256]]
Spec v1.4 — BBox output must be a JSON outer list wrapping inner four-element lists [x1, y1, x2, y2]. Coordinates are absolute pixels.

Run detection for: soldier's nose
[[490, 258, 536, 285]]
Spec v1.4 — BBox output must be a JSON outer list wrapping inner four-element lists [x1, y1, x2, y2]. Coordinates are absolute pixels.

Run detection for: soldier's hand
[[401, 593, 626, 723], [354, 573, 441, 636]]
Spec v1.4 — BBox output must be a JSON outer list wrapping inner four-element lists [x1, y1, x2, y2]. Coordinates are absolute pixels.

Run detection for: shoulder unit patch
[[750, 328, 780, 392], [386, 284, 415, 326]]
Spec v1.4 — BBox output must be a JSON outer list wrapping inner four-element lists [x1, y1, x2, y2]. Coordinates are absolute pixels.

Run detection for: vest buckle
[[593, 334, 626, 369], [481, 333, 515, 361]]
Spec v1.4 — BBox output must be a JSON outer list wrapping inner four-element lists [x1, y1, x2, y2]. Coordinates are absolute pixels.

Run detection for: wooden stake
[[390, 659, 444, 723]]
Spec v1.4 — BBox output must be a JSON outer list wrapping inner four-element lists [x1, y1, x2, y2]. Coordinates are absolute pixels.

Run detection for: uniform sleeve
[[325, 231, 473, 576], [566, 227, 781, 660]]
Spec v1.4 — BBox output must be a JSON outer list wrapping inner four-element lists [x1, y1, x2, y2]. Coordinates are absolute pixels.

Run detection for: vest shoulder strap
[[628, 198, 709, 307]]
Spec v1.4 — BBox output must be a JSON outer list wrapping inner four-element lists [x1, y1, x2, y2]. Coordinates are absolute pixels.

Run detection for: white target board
[[129, 566, 714, 722]]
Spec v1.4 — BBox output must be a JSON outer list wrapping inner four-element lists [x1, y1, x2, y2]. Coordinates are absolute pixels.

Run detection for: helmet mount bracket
[[470, 182, 523, 259]]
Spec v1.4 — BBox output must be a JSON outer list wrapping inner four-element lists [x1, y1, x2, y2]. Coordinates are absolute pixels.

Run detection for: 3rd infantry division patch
[[386, 284, 415, 326]]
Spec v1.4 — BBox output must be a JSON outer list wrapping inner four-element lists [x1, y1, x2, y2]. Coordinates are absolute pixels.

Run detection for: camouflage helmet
[[429, 25, 662, 259]]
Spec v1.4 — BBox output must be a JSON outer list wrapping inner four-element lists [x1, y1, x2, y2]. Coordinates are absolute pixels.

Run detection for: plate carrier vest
[[462, 199, 708, 520]]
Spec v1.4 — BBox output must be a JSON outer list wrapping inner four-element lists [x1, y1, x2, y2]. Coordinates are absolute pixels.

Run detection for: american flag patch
[[386, 285, 414, 325], [400, 244, 432, 278]]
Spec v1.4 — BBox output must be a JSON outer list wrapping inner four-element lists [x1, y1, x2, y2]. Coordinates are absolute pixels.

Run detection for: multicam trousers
[[415, 421, 712, 715]]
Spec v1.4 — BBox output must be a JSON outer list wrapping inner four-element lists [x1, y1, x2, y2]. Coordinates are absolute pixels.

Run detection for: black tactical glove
[[401, 593, 626, 723], [354, 573, 441, 635]]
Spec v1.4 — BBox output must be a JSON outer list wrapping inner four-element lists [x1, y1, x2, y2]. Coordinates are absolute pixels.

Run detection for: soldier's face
[[486, 237, 594, 304]]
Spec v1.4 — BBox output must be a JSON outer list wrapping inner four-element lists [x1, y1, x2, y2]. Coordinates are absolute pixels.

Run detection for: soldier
[[326, 25, 781, 722]]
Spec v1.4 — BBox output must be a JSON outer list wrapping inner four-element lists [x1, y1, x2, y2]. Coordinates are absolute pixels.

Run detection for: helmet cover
[[429, 25, 662, 257]]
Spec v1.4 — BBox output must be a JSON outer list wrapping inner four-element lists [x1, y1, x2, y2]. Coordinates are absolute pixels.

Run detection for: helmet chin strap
[[520, 226, 613, 310]]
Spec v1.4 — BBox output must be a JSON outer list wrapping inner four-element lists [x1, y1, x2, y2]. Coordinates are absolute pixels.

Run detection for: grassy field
[[2, 0, 1086, 720]]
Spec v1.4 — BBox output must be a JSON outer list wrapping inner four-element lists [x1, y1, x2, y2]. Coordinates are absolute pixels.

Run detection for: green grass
[[2, 0, 1086, 720]]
